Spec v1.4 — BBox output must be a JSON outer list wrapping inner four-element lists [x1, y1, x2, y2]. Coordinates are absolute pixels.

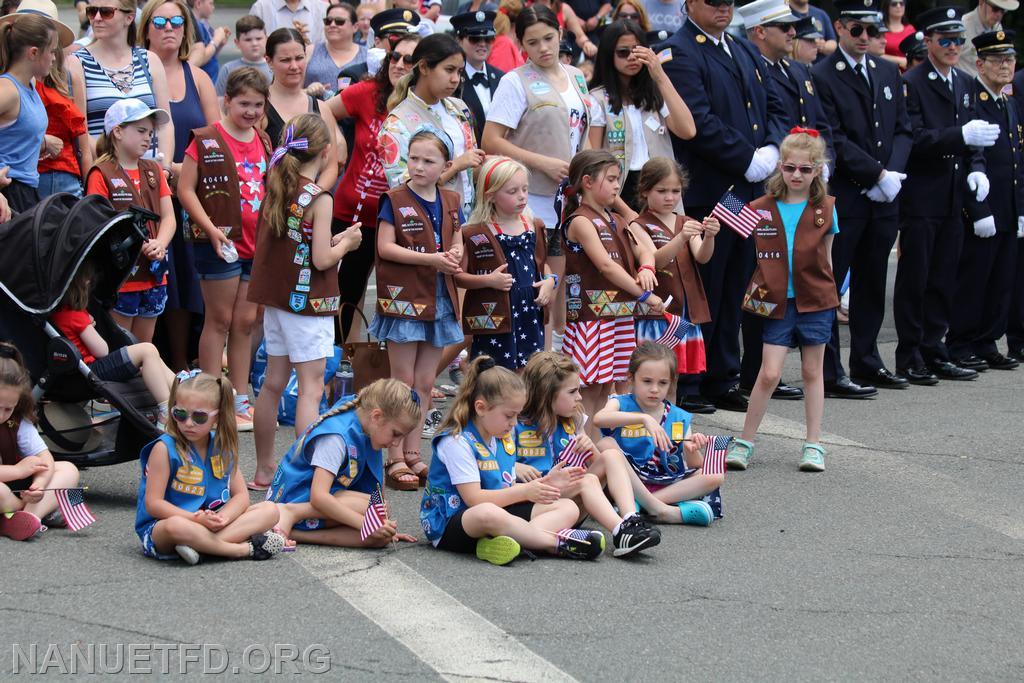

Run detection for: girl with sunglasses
[[136, 372, 289, 565], [588, 19, 695, 210], [611, 2, 651, 32], [305, 2, 366, 99], [726, 129, 839, 474]]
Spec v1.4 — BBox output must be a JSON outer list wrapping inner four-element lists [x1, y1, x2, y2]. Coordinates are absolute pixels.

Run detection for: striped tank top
[[78, 47, 158, 157]]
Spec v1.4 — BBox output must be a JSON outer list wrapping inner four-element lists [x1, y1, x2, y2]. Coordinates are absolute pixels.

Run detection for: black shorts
[[4, 477, 33, 494], [90, 347, 139, 382], [2, 179, 40, 215], [545, 227, 563, 258], [436, 501, 535, 554]]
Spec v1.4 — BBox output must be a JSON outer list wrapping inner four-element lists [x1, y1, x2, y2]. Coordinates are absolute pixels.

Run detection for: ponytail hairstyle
[[0, 13, 55, 74], [493, 0, 523, 36], [563, 149, 619, 218], [374, 32, 420, 114], [438, 356, 525, 435], [0, 342, 36, 425], [95, 112, 160, 164], [635, 156, 689, 211], [468, 156, 532, 225], [628, 341, 677, 377], [765, 129, 829, 206], [520, 351, 581, 439], [43, 43, 69, 98], [386, 32, 464, 111], [263, 113, 331, 238], [514, 4, 559, 42], [166, 373, 239, 476]]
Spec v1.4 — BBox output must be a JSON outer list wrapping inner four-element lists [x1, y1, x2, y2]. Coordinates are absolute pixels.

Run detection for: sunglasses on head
[[86, 5, 132, 19], [323, 16, 349, 26], [151, 15, 185, 29], [389, 51, 415, 65], [781, 163, 817, 174], [847, 23, 881, 38], [171, 406, 219, 425], [936, 35, 966, 48], [467, 35, 494, 43]]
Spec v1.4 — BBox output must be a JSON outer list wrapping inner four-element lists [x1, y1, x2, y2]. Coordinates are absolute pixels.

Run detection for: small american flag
[[398, 206, 417, 218], [703, 435, 733, 476], [558, 436, 592, 469], [359, 487, 387, 542], [710, 190, 760, 239], [654, 313, 696, 349], [55, 488, 96, 531], [555, 528, 591, 543]]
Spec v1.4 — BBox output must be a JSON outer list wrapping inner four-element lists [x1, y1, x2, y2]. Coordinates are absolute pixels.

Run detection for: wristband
[[638, 264, 656, 275], [638, 290, 652, 303], [545, 274, 559, 288]]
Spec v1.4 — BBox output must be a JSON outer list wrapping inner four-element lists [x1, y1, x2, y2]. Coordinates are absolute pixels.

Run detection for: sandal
[[246, 480, 270, 492], [430, 387, 446, 401], [385, 461, 419, 491], [405, 450, 429, 487]]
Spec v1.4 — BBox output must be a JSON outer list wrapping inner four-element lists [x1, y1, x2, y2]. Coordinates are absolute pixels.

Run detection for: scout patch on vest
[[172, 463, 205, 496], [469, 233, 489, 246], [478, 459, 499, 470], [473, 441, 491, 459], [756, 223, 778, 237], [575, 73, 587, 95], [309, 296, 340, 313], [378, 285, 424, 317], [586, 290, 636, 317], [380, 131, 401, 165], [293, 243, 310, 265], [517, 429, 545, 457], [529, 80, 552, 96], [562, 418, 576, 435], [111, 177, 128, 188], [621, 423, 650, 438], [211, 455, 225, 480], [144, 167, 158, 189], [466, 302, 505, 330], [336, 474, 354, 487], [741, 280, 778, 317], [670, 422, 685, 442], [502, 434, 516, 454], [289, 292, 308, 312]]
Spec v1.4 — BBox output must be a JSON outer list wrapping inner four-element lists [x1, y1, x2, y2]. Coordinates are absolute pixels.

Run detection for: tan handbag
[[340, 303, 390, 392]]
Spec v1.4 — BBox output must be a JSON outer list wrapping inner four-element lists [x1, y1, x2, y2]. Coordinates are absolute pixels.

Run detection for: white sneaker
[[175, 545, 200, 565]]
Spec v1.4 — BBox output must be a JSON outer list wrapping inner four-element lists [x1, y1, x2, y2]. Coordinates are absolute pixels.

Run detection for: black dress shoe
[[738, 382, 804, 400], [1008, 348, 1024, 363], [896, 366, 940, 386], [954, 354, 989, 372], [679, 395, 717, 414], [928, 360, 978, 381], [979, 352, 1019, 370], [708, 387, 748, 412], [851, 368, 909, 390], [824, 376, 878, 399]]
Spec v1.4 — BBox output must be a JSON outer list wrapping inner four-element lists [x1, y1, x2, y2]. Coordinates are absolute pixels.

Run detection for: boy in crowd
[[215, 16, 272, 97]]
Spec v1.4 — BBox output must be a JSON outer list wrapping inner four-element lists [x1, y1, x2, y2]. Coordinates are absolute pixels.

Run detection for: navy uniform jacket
[[458, 64, 504, 146], [963, 79, 1024, 230], [660, 20, 789, 206], [1012, 69, 1024, 121], [901, 60, 985, 218], [812, 50, 912, 219], [764, 56, 834, 160]]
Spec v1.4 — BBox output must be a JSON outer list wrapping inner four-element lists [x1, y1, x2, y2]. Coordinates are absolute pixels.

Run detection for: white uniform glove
[[759, 144, 779, 169], [822, 162, 831, 184], [1017, 215, 1024, 238], [876, 170, 907, 202], [962, 119, 1001, 147], [865, 184, 888, 202], [743, 146, 776, 183], [967, 171, 990, 202], [973, 215, 996, 238]]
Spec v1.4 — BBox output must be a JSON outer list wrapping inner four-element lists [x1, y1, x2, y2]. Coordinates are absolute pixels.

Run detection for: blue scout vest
[[515, 416, 579, 476], [419, 420, 517, 542], [600, 394, 692, 476], [267, 398, 383, 504], [135, 433, 232, 536]]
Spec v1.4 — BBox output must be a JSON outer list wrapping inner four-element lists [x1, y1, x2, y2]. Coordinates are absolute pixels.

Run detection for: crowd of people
[[1, 0, 1022, 565]]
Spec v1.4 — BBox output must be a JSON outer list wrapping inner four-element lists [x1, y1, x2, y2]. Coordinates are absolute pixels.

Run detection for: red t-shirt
[[885, 24, 916, 60], [86, 166, 172, 292], [333, 80, 391, 227], [36, 82, 87, 177], [184, 121, 267, 259], [50, 308, 96, 364], [488, 34, 525, 73]]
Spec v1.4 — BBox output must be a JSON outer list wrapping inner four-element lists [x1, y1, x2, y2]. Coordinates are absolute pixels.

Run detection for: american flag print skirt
[[563, 317, 637, 385]]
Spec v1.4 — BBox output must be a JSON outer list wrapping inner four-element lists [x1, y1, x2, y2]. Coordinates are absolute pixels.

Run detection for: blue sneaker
[[725, 438, 755, 470], [677, 500, 714, 526], [799, 443, 826, 472]]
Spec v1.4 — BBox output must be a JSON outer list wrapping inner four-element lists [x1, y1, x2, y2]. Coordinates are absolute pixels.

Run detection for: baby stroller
[[0, 193, 163, 468]]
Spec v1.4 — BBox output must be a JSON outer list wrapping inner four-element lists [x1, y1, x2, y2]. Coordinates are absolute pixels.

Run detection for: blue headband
[[411, 124, 455, 161]]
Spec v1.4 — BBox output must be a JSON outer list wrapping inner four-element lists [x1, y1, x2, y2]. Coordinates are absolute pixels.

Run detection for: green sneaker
[[475, 535, 521, 565], [725, 438, 755, 470], [799, 443, 826, 472]]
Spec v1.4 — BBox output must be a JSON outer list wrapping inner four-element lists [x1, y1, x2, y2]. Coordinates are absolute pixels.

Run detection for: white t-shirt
[[428, 101, 472, 200], [435, 432, 493, 486], [590, 101, 671, 171], [16, 419, 47, 459], [309, 434, 346, 474]]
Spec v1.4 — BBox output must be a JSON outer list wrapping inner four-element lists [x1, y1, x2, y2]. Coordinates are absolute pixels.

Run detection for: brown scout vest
[[563, 204, 637, 323], [589, 87, 675, 181], [743, 195, 840, 319], [461, 217, 547, 334], [633, 211, 711, 324], [186, 125, 271, 241], [375, 185, 461, 321], [88, 159, 164, 286], [0, 418, 20, 466], [247, 178, 340, 316]]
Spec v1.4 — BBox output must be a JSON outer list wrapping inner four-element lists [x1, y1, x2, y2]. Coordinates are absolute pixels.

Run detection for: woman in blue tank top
[[0, 14, 62, 213]]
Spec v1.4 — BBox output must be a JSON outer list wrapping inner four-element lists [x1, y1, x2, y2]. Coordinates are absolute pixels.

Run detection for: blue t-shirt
[[776, 200, 839, 299], [195, 19, 220, 82], [793, 5, 837, 42], [379, 187, 466, 249]]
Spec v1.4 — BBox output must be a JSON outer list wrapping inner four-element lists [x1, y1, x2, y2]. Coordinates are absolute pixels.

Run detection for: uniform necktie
[[468, 71, 487, 87], [854, 62, 870, 88]]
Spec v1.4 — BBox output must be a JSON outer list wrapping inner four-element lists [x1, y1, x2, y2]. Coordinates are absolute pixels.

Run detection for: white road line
[[295, 547, 578, 683]]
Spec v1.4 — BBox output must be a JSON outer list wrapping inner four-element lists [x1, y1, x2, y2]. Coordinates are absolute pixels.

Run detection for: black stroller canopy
[[0, 193, 143, 315]]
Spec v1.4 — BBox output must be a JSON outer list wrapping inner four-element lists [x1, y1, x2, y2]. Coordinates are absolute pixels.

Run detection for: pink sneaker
[[0, 510, 42, 541]]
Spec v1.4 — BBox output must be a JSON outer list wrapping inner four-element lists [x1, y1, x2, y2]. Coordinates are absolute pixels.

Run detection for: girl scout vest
[[0, 419, 20, 466], [506, 62, 590, 197], [633, 211, 711, 324], [419, 421, 517, 542], [134, 433, 232, 536], [600, 394, 692, 478], [375, 185, 461, 321], [460, 217, 547, 334], [514, 415, 578, 476], [186, 124, 271, 242], [247, 178, 340, 316], [266, 400, 383, 504], [563, 204, 637, 323], [589, 87, 674, 178], [89, 159, 163, 287], [743, 195, 840, 319]]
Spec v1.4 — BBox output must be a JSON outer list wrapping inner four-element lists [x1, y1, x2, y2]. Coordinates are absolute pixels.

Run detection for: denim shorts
[[138, 521, 177, 560], [763, 301, 835, 348], [89, 347, 139, 382], [114, 286, 168, 318], [192, 242, 253, 281], [37, 170, 84, 199]]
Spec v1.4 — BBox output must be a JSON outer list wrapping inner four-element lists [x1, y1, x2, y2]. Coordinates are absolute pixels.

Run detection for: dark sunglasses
[[889, 0, 904, 5], [848, 23, 881, 38], [936, 36, 966, 48], [781, 163, 817, 174], [618, 11, 641, 20], [763, 21, 796, 32], [614, 47, 636, 58], [703, 0, 735, 7], [171, 406, 219, 425], [86, 5, 132, 19], [389, 51, 415, 65], [151, 15, 185, 29], [323, 16, 349, 26], [467, 35, 494, 43]]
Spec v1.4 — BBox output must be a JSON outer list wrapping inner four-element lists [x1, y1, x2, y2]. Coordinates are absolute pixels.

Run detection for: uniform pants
[[823, 214, 899, 380], [894, 214, 964, 368], [1005, 236, 1024, 353], [947, 229, 1017, 358]]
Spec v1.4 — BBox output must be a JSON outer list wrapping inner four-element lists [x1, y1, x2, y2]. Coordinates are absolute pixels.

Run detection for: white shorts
[[263, 307, 335, 363]]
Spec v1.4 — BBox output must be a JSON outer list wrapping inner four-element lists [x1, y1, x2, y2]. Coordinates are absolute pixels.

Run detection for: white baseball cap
[[103, 98, 171, 135]]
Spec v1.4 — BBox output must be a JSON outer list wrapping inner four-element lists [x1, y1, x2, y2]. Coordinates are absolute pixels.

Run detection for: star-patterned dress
[[470, 225, 545, 370]]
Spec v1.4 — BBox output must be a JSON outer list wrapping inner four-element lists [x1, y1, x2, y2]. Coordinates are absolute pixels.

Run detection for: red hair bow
[[790, 126, 820, 138]]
